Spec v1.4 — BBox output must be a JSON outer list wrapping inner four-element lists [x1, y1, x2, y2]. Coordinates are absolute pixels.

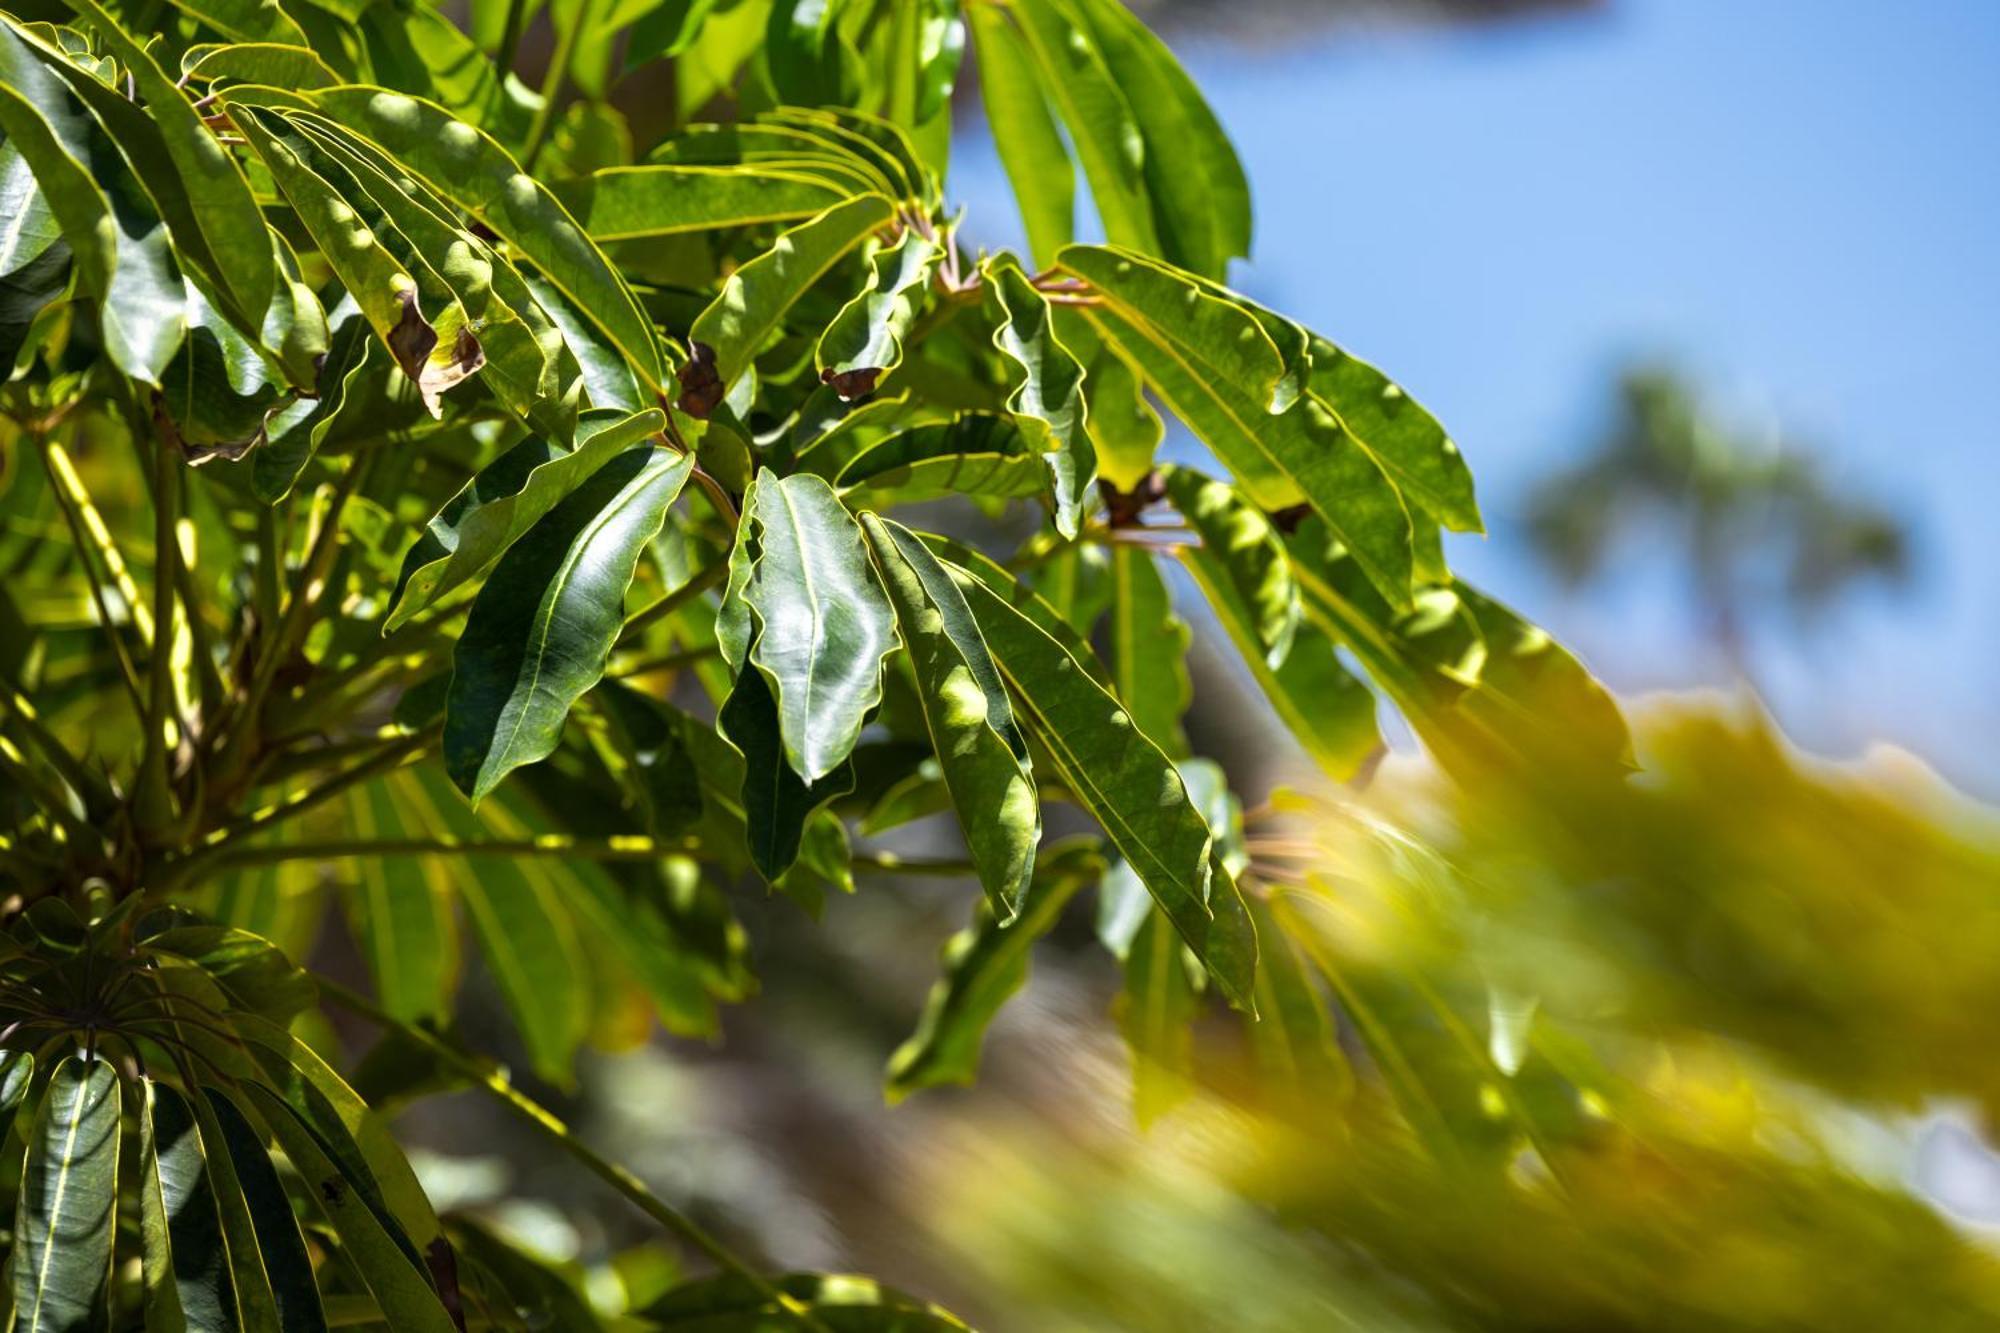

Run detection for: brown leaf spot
[[821, 364, 881, 401], [385, 286, 438, 382], [676, 340, 725, 419], [426, 1237, 468, 1331], [1266, 502, 1313, 536]]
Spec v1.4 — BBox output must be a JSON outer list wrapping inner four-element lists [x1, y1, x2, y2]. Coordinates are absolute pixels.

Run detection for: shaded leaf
[[886, 840, 1101, 1099], [446, 446, 693, 801], [387, 407, 665, 631], [11, 1057, 120, 1333]]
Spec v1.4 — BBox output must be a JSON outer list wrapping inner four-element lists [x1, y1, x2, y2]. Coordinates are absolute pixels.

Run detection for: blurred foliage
[[900, 703, 2000, 1330]]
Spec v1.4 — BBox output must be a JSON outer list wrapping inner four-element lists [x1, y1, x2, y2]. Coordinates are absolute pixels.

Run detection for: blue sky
[[951, 0, 2000, 793]]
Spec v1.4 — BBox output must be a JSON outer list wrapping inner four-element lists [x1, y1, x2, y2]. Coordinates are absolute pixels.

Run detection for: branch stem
[[315, 976, 833, 1333]]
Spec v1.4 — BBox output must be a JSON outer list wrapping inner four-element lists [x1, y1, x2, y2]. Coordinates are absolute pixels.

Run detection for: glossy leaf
[[837, 414, 1045, 504], [181, 42, 340, 88], [68, 0, 276, 325], [716, 655, 855, 882], [815, 229, 939, 399], [577, 164, 851, 238], [682, 193, 892, 414], [137, 1081, 238, 1333], [387, 407, 665, 631], [862, 514, 1039, 915], [311, 86, 666, 393], [965, 0, 1072, 268], [243, 1084, 459, 1333], [1008, 0, 1154, 252], [232, 105, 479, 416], [718, 470, 896, 784], [0, 21, 187, 384], [1071, 250, 1416, 606], [11, 1058, 120, 1333], [159, 0, 306, 44], [288, 112, 577, 439], [950, 562, 1258, 1008], [1161, 464, 1298, 669], [446, 445, 693, 801], [1307, 332, 1482, 533], [254, 300, 375, 501], [985, 256, 1094, 537], [1087, 0, 1247, 271], [199, 1089, 329, 1332]]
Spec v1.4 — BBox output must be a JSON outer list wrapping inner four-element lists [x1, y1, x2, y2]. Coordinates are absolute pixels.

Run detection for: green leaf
[[716, 654, 854, 882], [445, 445, 693, 801], [161, 276, 284, 460], [949, 562, 1258, 1008], [254, 299, 374, 501], [576, 164, 851, 238], [815, 229, 939, 399], [181, 42, 340, 89], [196, 1088, 329, 1332], [1116, 908, 1201, 1126], [287, 112, 578, 440], [66, 0, 277, 325], [985, 256, 1094, 537], [886, 840, 1101, 1099], [242, 1084, 459, 1333], [647, 119, 892, 199], [1007, 0, 1155, 253], [1069, 248, 1416, 607], [230, 1015, 444, 1254], [718, 470, 896, 784], [0, 1049, 34, 1134], [625, 0, 721, 67], [1306, 332, 1482, 533], [396, 765, 591, 1082], [836, 414, 1045, 504], [159, 0, 306, 44], [387, 407, 665, 631], [861, 515, 1040, 915], [681, 194, 893, 414], [1055, 305, 1161, 489], [916, 531, 1113, 688], [231, 105, 479, 416], [643, 1271, 972, 1330], [10, 1057, 119, 1333], [1243, 895, 1349, 1100], [0, 21, 186, 385], [1109, 544, 1190, 756], [346, 778, 459, 1022], [965, 0, 1071, 267], [311, 86, 666, 393], [1160, 465, 1298, 669], [521, 266, 646, 412], [137, 1081, 237, 1333], [1067, 0, 1251, 278]]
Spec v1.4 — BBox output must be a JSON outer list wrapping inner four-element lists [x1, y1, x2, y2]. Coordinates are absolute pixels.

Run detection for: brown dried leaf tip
[[387, 287, 486, 418], [677, 340, 725, 419], [821, 365, 881, 401]]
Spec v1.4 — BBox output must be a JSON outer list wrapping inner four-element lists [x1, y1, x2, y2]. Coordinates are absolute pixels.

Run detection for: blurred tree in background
[[1525, 366, 1913, 676]]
